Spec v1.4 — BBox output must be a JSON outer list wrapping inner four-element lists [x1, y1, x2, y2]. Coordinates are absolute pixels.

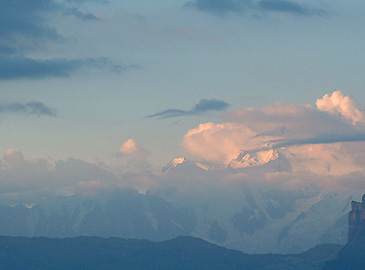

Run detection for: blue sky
[[1, 0, 365, 170]]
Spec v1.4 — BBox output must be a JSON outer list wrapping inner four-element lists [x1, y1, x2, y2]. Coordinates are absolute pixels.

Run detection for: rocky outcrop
[[323, 194, 365, 270], [348, 194, 365, 244]]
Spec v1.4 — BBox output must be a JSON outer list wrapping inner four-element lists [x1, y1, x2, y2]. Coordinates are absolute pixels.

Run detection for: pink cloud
[[182, 91, 365, 177], [182, 122, 261, 164], [118, 138, 149, 166]]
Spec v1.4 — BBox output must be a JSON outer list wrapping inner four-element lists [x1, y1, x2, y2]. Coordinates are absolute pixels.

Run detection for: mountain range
[[0, 149, 363, 254]]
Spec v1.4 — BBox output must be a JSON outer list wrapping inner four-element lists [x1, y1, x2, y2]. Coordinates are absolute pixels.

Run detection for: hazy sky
[[1, 0, 365, 171]]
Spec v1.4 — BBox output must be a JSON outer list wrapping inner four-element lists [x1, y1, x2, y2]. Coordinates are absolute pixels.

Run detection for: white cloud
[[316, 90, 365, 125]]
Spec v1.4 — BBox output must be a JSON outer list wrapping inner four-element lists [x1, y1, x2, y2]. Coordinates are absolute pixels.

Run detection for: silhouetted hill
[[0, 236, 341, 270], [323, 234, 365, 270]]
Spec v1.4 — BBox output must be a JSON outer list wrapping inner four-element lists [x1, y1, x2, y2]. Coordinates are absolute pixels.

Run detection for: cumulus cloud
[[0, 101, 57, 117], [118, 139, 149, 166], [147, 99, 229, 119], [185, 0, 324, 16], [183, 122, 261, 164], [182, 91, 365, 176], [316, 90, 365, 125]]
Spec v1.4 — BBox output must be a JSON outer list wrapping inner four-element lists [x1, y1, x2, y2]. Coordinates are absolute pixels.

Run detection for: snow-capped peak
[[171, 157, 186, 167], [162, 157, 187, 173], [229, 149, 279, 169]]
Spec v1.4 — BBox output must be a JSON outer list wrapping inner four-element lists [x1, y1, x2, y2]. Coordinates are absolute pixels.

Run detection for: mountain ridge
[[0, 235, 342, 270]]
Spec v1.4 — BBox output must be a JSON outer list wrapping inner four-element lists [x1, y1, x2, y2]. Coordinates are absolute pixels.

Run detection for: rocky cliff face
[[323, 194, 365, 270], [348, 194, 365, 244]]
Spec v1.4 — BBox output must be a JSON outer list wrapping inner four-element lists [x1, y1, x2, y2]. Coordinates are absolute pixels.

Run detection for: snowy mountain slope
[[0, 149, 363, 254], [0, 189, 195, 241], [152, 156, 364, 253]]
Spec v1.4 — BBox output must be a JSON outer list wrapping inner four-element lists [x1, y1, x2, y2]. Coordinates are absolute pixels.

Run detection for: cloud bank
[[182, 91, 365, 176], [147, 99, 229, 119], [1, 91, 364, 198]]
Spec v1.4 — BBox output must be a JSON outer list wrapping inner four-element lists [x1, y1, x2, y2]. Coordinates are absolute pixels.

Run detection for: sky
[[1, 0, 365, 186]]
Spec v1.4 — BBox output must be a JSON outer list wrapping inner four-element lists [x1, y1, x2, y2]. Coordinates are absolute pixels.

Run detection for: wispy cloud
[[185, 0, 325, 16], [0, 57, 83, 80], [270, 132, 365, 150], [63, 8, 100, 21], [0, 0, 60, 44], [259, 0, 319, 15], [0, 101, 57, 117], [185, 0, 251, 15], [0, 56, 135, 80], [0, 0, 130, 80], [0, 0, 97, 52], [147, 99, 229, 119]]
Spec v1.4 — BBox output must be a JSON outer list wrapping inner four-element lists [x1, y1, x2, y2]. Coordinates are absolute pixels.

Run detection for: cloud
[[0, 56, 82, 80], [0, 151, 157, 196], [0, 101, 57, 117], [185, 0, 324, 16], [226, 96, 363, 139], [0, 0, 127, 80], [119, 139, 145, 155], [0, 0, 98, 53], [185, 0, 251, 15], [4, 149, 25, 167], [183, 122, 259, 164], [182, 91, 365, 171], [334, 171, 365, 189], [193, 99, 230, 112], [0, 151, 127, 194], [147, 99, 229, 119], [118, 139, 149, 166], [0, 56, 132, 80], [316, 90, 365, 125], [0, 0, 60, 47], [269, 132, 365, 151], [258, 0, 320, 15], [63, 8, 100, 21]]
